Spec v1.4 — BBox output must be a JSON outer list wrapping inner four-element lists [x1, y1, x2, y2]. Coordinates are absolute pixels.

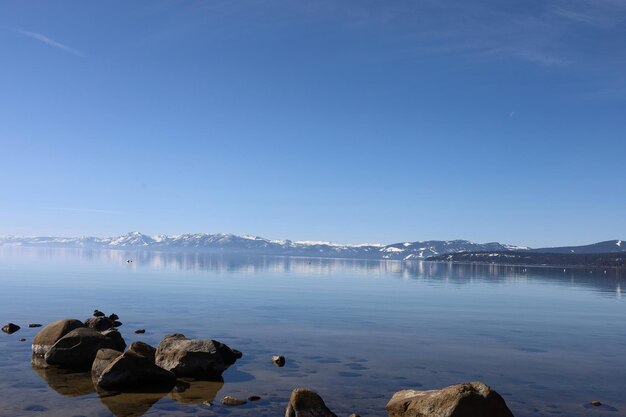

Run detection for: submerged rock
[[155, 333, 239, 379], [285, 388, 338, 417], [98, 391, 166, 417], [29, 324, 42, 328], [248, 395, 261, 401], [32, 319, 84, 360], [134, 329, 146, 334], [96, 350, 176, 392], [32, 364, 96, 397], [591, 400, 602, 407], [272, 355, 286, 367], [168, 379, 224, 404], [386, 382, 514, 417], [45, 327, 126, 369], [221, 395, 246, 406], [2, 323, 20, 334]]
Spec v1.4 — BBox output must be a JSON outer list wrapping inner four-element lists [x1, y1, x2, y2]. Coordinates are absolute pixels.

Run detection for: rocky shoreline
[[10, 311, 519, 416]]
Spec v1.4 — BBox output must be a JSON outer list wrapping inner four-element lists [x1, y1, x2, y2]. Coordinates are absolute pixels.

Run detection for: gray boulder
[[45, 327, 126, 369], [32, 319, 84, 360], [285, 388, 338, 417], [385, 382, 514, 417], [155, 333, 239, 379], [96, 350, 177, 392]]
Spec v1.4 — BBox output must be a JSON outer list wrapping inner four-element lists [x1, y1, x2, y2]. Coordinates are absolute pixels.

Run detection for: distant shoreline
[[426, 251, 626, 269]]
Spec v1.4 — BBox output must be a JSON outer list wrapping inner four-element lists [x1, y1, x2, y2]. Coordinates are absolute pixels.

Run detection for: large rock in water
[[386, 382, 514, 417], [285, 388, 338, 417], [96, 350, 177, 392], [44, 328, 126, 369], [32, 319, 84, 359], [155, 333, 239, 379]]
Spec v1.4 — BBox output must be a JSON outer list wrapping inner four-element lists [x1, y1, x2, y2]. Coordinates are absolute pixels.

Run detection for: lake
[[0, 247, 624, 417]]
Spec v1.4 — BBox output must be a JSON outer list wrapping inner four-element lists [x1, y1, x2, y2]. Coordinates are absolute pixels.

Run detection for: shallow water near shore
[[0, 247, 625, 417]]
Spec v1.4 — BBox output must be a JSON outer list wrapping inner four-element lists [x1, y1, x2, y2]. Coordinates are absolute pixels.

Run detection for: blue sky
[[1, 0, 625, 247]]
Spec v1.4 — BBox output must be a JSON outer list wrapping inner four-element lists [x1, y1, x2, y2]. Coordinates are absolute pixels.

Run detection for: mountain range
[[0, 232, 624, 260]]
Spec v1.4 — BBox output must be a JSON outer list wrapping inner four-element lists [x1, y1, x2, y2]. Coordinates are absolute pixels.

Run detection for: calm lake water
[[0, 247, 625, 417]]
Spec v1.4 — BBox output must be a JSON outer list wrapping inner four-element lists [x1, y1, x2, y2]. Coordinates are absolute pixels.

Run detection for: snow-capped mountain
[[0, 232, 623, 260], [378, 240, 530, 260], [0, 232, 521, 259]]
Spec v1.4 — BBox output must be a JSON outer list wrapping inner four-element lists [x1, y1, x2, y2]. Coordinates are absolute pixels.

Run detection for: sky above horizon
[[1, 1, 625, 247]]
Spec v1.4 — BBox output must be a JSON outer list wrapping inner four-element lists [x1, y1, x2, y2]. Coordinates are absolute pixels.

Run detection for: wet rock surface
[[386, 381, 514, 417]]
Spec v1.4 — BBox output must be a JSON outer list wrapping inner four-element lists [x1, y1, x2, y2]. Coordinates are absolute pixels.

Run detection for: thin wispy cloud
[[14, 29, 84, 57]]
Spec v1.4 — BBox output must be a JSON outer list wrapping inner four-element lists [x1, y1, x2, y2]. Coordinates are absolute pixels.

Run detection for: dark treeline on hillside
[[427, 251, 626, 268]]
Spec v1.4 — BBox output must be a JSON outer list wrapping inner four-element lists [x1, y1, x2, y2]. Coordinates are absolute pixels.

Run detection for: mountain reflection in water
[[3, 246, 623, 297]]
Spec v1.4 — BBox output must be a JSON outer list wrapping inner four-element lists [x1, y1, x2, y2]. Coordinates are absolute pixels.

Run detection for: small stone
[[221, 396, 246, 406], [272, 355, 285, 367], [108, 313, 119, 321], [135, 329, 146, 334], [248, 395, 261, 401], [349, 414, 361, 417], [29, 324, 42, 328], [93, 310, 105, 317], [18, 338, 26, 342], [591, 401, 602, 407], [2, 323, 20, 334]]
